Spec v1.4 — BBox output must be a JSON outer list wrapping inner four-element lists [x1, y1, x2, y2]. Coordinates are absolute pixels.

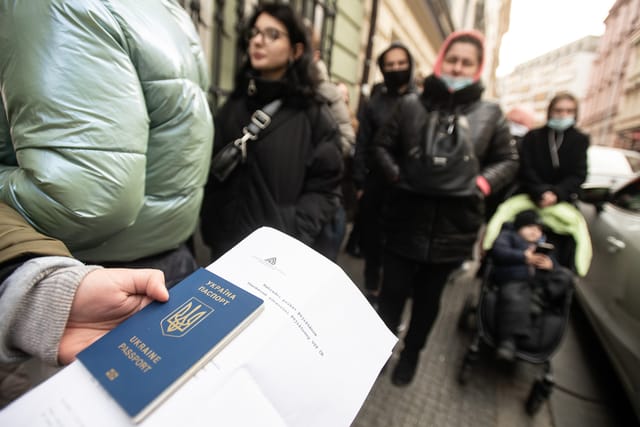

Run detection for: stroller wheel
[[457, 294, 477, 332]]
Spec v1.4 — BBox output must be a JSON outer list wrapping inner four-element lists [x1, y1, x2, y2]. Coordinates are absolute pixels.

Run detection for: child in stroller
[[491, 209, 574, 362], [458, 194, 591, 414]]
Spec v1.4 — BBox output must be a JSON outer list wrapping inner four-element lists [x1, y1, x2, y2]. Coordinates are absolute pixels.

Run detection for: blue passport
[[77, 268, 264, 423]]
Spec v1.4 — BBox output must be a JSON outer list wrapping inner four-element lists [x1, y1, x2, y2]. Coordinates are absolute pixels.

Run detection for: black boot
[[391, 350, 419, 386]]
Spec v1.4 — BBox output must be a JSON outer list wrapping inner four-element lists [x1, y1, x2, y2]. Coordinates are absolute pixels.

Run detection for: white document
[[1, 227, 397, 427]]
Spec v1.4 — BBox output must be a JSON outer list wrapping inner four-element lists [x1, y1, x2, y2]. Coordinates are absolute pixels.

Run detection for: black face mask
[[383, 69, 411, 92]]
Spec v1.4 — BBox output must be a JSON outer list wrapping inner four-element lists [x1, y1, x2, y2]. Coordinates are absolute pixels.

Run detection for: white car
[[586, 145, 640, 188], [578, 175, 640, 420]]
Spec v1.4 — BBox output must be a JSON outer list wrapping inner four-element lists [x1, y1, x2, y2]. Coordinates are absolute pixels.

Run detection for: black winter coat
[[519, 126, 589, 203], [373, 75, 519, 263], [352, 41, 418, 188], [352, 83, 417, 188], [200, 80, 343, 259], [491, 226, 541, 284]]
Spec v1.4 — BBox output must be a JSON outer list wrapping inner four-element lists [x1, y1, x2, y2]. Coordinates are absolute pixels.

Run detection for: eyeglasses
[[246, 27, 288, 44]]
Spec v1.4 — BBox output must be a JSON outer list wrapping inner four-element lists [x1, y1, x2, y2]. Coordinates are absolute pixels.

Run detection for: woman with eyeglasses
[[200, 3, 343, 261]]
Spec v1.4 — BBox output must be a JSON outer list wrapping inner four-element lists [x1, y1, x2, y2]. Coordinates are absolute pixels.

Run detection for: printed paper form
[[0, 227, 397, 427]]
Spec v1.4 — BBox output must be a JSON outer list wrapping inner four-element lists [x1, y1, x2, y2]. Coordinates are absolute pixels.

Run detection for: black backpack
[[404, 110, 479, 196]]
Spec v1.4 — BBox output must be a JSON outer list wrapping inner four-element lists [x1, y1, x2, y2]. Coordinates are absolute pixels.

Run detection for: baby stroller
[[456, 203, 584, 415]]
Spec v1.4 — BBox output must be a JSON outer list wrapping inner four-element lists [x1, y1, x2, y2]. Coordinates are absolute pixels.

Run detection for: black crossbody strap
[[234, 99, 283, 162]]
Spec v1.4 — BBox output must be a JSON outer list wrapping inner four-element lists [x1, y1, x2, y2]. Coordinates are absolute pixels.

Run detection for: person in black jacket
[[348, 42, 417, 306], [519, 92, 589, 208], [200, 3, 343, 261], [373, 30, 519, 386]]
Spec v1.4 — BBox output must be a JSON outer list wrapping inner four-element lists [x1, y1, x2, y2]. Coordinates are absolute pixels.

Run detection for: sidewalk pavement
[[338, 245, 632, 427], [340, 252, 554, 427]]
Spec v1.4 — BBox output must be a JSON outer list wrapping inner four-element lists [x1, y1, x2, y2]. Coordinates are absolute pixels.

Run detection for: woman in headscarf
[[373, 30, 519, 386]]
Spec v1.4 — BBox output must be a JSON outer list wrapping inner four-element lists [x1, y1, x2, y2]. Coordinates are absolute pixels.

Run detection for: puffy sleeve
[[478, 103, 519, 194], [295, 104, 343, 245], [0, 1, 148, 251]]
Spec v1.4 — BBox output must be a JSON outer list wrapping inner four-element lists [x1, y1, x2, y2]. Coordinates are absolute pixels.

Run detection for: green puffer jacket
[[0, 0, 213, 262]]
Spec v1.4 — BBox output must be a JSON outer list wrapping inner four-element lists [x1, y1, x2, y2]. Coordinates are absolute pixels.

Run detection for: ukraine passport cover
[[77, 268, 264, 423]]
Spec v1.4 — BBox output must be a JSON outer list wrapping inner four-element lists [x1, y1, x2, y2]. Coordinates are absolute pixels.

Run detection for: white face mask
[[508, 121, 529, 137], [547, 117, 575, 131], [439, 74, 474, 92]]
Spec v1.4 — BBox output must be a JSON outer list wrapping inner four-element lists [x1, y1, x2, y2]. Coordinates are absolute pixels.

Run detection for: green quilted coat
[[0, 0, 213, 262]]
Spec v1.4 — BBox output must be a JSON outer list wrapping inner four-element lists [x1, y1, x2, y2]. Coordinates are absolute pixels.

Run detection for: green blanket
[[483, 194, 592, 276]]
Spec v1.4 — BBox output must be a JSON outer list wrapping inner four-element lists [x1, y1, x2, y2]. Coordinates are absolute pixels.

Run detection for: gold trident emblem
[[162, 298, 213, 337]]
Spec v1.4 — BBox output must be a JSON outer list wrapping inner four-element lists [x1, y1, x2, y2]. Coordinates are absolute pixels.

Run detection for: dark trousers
[[356, 176, 387, 291], [497, 280, 532, 342], [378, 250, 459, 354], [90, 243, 198, 288]]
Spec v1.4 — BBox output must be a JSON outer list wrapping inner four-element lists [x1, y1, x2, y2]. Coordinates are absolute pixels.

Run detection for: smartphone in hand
[[534, 242, 555, 255]]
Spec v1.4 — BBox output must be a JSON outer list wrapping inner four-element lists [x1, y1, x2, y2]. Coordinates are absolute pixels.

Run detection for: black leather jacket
[[373, 75, 519, 263]]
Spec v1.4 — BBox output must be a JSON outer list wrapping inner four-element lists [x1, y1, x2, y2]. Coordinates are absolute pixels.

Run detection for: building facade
[[178, 0, 511, 116], [355, 0, 453, 109], [616, 24, 640, 150], [497, 36, 600, 126], [178, 0, 364, 112], [581, 0, 640, 148]]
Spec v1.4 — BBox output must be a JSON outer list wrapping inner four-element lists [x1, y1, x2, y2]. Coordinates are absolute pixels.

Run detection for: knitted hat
[[513, 209, 543, 230]]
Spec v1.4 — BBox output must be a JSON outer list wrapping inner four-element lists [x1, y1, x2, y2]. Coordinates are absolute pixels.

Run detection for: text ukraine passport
[[77, 268, 264, 423]]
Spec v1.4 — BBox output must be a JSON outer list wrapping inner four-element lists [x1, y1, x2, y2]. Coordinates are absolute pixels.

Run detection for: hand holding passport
[[77, 268, 264, 423]]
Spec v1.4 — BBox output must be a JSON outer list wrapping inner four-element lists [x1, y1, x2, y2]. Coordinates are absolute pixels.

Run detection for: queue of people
[[0, 0, 592, 409]]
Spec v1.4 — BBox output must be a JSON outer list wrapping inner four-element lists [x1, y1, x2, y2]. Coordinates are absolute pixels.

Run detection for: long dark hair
[[233, 3, 316, 99]]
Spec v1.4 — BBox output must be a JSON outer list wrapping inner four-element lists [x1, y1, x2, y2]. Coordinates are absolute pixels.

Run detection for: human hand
[[524, 245, 537, 265], [58, 268, 168, 364], [532, 254, 554, 270], [356, 189, 364, 200], [538, 191, 557, 208], [476, 175, 491, 196]]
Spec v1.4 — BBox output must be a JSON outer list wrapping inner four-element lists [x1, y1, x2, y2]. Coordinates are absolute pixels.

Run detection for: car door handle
[[606, 236, 626, 253]]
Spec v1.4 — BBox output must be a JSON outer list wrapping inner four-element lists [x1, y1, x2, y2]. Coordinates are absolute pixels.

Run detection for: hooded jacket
[[373, 31, 519, 263], [352, 42, 417, 188], [0, 0, 213, 262]]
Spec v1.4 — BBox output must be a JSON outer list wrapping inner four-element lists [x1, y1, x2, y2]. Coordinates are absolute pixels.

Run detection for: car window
[[624, 153, 640, 173], [610, 180, 640, 212], [588, 148, 633, 175]]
